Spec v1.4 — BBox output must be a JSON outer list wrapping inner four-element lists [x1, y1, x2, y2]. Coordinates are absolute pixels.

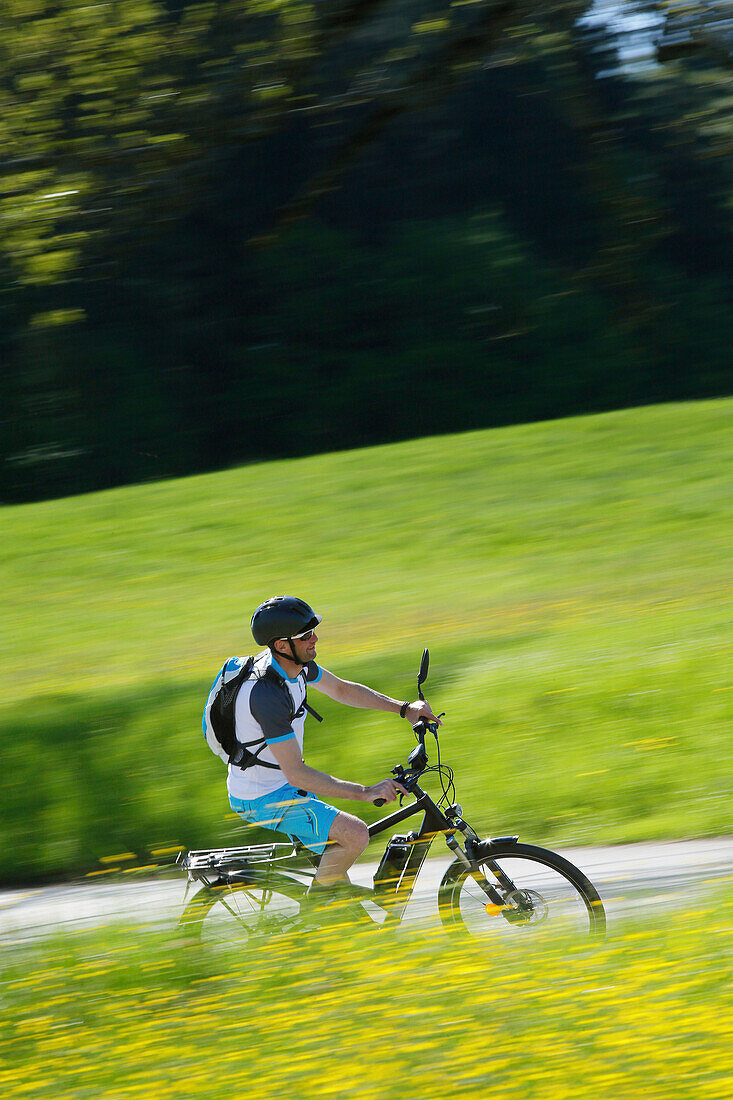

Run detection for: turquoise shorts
[[229, 783, 340, 855]]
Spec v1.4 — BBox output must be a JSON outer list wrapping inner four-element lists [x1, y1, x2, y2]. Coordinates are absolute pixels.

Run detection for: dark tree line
[[1, 0, 731, 502]]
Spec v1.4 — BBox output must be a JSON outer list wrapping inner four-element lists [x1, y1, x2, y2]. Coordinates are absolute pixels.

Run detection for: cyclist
[[224, 595, 441, 907]]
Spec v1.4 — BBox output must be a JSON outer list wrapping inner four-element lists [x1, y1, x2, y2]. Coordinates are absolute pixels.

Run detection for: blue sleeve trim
[[266, 732, 296, 745]]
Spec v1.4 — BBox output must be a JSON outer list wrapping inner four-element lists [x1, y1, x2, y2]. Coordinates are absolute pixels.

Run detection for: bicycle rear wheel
[[439, 842, 606, 939], [179, 872, 305, 945]]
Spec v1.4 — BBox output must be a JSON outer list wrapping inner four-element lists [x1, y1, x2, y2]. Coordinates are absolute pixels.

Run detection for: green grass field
[[1, 903, 731, 1099], [2, 398, 731, 881]]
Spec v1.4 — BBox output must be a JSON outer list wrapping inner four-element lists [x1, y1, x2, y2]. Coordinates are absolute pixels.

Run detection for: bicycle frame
[[184, 770, 516, 926], [199, 786, 501, 918], [367, 773, 537, 919], [365, 784, 476, 922]]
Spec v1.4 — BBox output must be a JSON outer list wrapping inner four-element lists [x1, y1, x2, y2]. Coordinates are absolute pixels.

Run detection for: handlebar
[[372, 763, 424, 805], [372, 768, 416, 807], [416, 715, 442, 738], [372, 716, 443, 804]]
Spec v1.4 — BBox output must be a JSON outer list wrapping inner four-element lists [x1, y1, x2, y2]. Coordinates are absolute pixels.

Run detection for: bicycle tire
[[179, 871, 306, 944], [439, 841, 606, 939]]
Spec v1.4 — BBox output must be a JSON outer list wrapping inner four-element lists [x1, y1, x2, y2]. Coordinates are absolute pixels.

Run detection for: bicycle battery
[[373, 833, 416, 892]]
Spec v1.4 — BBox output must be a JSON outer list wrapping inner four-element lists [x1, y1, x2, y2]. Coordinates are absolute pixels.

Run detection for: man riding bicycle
[[212, 596, 441, 907]]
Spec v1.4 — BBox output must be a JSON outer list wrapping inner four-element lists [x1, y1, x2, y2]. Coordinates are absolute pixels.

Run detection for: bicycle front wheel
[[179, 872, 305, 945], [439, 842, 606, 939]]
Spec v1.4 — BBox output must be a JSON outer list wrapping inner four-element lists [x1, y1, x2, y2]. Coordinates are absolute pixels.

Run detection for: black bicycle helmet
[[251, 596, 322, 647]]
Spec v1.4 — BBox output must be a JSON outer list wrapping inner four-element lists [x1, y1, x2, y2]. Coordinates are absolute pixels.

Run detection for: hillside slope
[[2, 399, 731, 881]]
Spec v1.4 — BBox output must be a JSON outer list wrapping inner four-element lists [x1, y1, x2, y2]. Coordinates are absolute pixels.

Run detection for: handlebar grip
[[373, 797, 387, 806]]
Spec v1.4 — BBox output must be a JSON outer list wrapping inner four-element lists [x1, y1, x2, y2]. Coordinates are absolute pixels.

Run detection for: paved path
[[0, 837, 730, 943]]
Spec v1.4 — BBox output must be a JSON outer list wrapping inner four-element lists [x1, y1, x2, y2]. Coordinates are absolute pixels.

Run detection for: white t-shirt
[[226, 650, 322, 801]]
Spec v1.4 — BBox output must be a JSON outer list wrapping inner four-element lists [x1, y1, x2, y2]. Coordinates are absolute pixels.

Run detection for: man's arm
[[313, 667, 442, 727], [268, 737, 404, 805]]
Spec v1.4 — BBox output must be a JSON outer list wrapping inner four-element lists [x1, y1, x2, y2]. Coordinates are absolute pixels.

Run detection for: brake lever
[[429, 713, 445, 739], [373, 765, 410, 806], [392, 764, 417, 806], [373, 788, 409, 808]]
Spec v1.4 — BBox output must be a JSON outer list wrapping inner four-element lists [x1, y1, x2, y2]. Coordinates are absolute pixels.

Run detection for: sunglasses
[[290, 627, 317, 641]]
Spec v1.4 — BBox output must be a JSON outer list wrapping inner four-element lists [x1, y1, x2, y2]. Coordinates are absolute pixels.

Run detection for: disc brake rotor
[[501, 888, 549, 925]]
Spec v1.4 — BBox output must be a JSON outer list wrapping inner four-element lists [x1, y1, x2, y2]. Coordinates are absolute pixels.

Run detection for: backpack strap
[[266, 665, 324, 723], [299, 668, 323, 723], [230, 737, 281, 770], [261, 664, 322, 722]]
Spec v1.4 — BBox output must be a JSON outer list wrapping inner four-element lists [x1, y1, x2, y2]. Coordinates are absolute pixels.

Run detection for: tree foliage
[[0, 0, 730, 501]]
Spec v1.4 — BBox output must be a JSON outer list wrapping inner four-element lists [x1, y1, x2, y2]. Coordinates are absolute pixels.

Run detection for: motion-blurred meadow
[[1, 1, 732, 1097]]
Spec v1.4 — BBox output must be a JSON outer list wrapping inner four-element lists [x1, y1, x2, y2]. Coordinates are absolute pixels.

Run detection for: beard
[[289, 639, 316, 664]]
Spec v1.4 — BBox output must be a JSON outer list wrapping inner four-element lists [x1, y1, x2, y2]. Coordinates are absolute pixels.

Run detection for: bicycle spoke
[[181, 880, 303, 945], [444, 850, 604, 939]]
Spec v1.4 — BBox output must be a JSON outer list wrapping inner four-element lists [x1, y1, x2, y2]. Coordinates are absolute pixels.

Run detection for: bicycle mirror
[[417, 648, 430, 699]]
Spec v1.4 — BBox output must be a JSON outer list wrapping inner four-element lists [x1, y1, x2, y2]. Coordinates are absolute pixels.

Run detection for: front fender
[[473, 835, 519, 860]]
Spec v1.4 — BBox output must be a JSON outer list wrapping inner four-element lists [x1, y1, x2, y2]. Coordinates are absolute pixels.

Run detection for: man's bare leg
[[311, 812, 369, 887]]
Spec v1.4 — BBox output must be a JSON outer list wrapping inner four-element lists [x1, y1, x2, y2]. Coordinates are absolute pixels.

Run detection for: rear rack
[[180, 843, 298, 877]]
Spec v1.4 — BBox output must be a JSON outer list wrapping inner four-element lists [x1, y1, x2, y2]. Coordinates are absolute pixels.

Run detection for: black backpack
[[204, 656, 322, 770]]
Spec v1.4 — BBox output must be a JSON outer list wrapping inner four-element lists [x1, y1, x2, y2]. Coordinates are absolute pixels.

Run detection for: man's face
[[293, 628, 318, 663], [276, 629, 318, 664]]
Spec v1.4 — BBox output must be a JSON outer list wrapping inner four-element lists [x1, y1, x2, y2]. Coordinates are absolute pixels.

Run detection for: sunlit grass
[[1, 399, 731, 879], [1, 902, 731, 1098]]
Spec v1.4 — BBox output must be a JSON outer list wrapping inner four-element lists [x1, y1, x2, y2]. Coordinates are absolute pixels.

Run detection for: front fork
[[445, 833, 507, 909], [447, 831, 534, 921]]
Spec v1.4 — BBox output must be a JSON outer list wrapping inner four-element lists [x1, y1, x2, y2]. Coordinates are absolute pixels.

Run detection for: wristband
[[400, 701, 409, 719]]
